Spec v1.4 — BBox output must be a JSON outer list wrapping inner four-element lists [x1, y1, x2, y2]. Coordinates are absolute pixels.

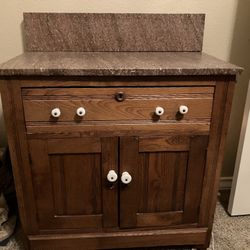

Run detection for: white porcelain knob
[[76, 107, 86, 117], [107, 170, 118, 183], [179, 105, 189, 114], [51, 108, 61, 118], [121, 171, 132, 184], [155, 106, 164, 116]]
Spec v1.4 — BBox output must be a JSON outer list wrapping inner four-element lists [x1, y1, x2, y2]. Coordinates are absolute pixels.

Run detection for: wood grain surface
[[0, 77, 236, 250]]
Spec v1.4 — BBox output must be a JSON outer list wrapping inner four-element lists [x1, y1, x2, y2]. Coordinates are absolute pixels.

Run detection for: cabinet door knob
[[76, 107, 86, 117], [107, 170, 118, 183], [155, 106, 164, 116], [121, 171, 132, 184], [51, 108, 61, 118], [179, 105, 189, 114]]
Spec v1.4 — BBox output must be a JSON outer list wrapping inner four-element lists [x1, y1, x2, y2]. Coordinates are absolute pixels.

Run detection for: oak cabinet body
[[0, 78, 235, 249]]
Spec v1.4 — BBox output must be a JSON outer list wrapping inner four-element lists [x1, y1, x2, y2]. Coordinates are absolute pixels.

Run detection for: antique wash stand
[[0, 13, 242, 249]]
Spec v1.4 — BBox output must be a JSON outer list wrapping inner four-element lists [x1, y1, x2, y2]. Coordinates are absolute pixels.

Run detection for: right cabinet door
[[119, 135, 208, 229]]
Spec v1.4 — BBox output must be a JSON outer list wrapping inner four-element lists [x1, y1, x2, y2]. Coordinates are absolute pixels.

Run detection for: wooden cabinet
[[0, 79, 235, 250]]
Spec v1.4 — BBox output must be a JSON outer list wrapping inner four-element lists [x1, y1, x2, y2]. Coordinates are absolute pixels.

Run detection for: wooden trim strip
[[101, 137, 119, 228], [136, 211, 183, 227], [26, 119, 212, 125], [29, 228, 208, 249], [19, 79, 217, 88], [139, 136, 190, 152], [26, 123, 211, 137], [47, 138, 101, 154], [22, 86, 215, 96], [119, 137, 139, 229]]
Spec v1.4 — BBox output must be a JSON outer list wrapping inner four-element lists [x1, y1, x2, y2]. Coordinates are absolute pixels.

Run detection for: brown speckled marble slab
[[0, 52, 243, 76], [23, 13, 205, 52]]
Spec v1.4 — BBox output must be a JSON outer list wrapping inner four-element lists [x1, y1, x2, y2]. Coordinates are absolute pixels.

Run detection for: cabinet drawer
[[22, 87, 214, 123]]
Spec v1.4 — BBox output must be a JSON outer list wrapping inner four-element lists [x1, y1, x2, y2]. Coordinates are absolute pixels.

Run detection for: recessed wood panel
[[50, 153, 102, 216], [138, 151, 188, 213]]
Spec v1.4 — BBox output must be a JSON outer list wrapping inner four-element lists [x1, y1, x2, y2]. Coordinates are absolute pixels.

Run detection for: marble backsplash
[[23, 13, 205, 52]]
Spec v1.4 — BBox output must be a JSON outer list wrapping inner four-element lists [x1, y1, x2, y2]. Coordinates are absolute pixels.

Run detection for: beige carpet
[[209, 201, 250, 250], [0, 202, 249, 250]]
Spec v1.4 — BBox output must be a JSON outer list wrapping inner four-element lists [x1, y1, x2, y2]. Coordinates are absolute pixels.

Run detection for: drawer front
[[22, 87, 214, 123]]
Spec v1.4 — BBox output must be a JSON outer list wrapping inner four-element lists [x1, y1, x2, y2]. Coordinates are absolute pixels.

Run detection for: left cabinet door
[[28, 137, 118, 231]]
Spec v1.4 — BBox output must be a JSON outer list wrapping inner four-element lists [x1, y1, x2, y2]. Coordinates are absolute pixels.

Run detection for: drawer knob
[[107, 170, 118, 183], [115, 92, 125, 102], [121, 171, 132, 184], [179, 105, 189, 114], [155, 106, 164, 116], [51, 108, 61, 118], [76, 107, 86, 117]]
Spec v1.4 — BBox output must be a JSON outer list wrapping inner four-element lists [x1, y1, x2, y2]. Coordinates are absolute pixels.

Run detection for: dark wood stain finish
[[28, 137, 117, 231], [120, 135, 208, 229], [0, 77, 236, 250], [22, 87, 214, 124]]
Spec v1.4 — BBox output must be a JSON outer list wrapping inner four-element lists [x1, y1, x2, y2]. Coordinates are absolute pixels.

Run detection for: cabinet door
[[29, 137, 118, 231], [119, 135, 208, 228]]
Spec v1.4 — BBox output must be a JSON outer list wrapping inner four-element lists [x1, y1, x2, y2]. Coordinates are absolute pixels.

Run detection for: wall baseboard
[[219, 177, 233, 190]]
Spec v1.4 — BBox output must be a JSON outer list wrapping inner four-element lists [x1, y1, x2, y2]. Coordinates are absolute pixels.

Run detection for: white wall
[[0, 0, 249, 177], [229, 81, 250, 215], [222, 0, 250, 177]]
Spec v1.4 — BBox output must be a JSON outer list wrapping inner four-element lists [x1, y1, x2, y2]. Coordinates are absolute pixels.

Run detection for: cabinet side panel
[[199, 81, 235, 244], [0, 81, 38, 233]]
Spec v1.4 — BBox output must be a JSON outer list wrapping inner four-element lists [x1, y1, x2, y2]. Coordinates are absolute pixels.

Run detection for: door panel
[[50, 153, 102, 215], [138, 151, 188, 213], [29, 137, 118, 231], [120, 135, 208, 229]]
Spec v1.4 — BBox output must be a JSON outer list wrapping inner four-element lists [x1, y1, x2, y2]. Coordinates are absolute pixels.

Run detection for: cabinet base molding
[[29, 228, 208, 249]]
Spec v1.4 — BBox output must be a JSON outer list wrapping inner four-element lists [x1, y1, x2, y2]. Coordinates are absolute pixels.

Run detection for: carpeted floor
[[210, 201, 250, 250], [0, 195, 249, 250]]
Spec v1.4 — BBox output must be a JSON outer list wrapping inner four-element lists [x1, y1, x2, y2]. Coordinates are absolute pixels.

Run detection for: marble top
[[0, 52, 243, 76]]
